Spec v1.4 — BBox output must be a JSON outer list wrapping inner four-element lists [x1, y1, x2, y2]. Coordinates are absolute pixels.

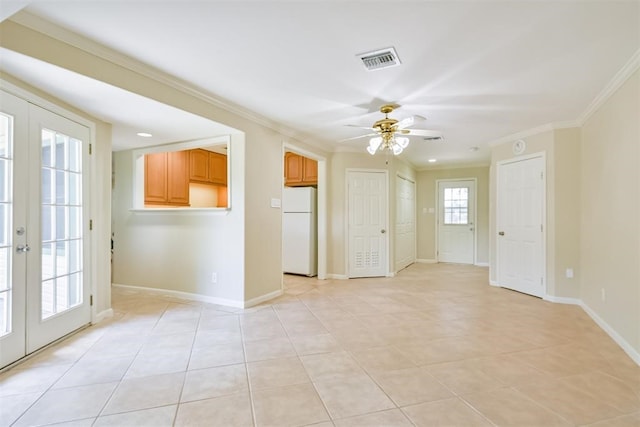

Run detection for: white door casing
[[496, 155, 545, 298], [437, 179, 476, 264], [347, 170, 387, 278], [395, 175, 415, 271]]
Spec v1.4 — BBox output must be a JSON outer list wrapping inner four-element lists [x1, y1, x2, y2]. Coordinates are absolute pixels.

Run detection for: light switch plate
[[271, 198, 281, 208]]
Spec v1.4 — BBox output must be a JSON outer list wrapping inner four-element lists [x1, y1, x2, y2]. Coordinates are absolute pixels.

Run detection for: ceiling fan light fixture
[[392, 143, 404, 155], [367, 136, 382, 154], [396, 136, 409, 148]]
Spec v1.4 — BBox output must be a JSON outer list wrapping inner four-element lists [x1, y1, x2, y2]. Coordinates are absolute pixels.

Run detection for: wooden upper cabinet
[[209, 152, 227, 185], [189, 149, 209, 183], [303, 156, 318, 183], [145, 152, 168, 204], [285, 152, 317, 186], [189, 149, 227, 185], [144, 151, 190, 206], [284, 152, 304, 185], [167, 151, 190, 205]]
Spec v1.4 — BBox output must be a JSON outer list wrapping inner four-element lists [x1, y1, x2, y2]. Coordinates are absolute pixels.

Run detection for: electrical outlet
[[566, 268, 573, 278], [601, 288, 606, 302], [211, 272, 217, 284]]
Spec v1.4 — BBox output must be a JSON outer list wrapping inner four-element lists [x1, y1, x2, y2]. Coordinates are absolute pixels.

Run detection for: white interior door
[[348, 171, 387, 278], [437, 180, 475, 264], [395, 175, 415, 271], [497, 156, 544, 297], [0, 91, 91, 368]]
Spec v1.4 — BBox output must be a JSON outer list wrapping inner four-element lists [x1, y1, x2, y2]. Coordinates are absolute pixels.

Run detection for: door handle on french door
[[380, 229, 386, 234], [16, 244, 31, 253], [498, 231, 505, 236]]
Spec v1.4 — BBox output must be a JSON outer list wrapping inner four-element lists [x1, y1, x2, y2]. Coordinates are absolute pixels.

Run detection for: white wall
[[580, 69, 639, 356], [327, 152, 417, 277], [111, 135, 246, 304], [417, 166, 490, 265]]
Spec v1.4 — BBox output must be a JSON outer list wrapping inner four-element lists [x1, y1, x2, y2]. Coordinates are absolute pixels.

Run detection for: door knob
[[380, 229, 386, 234], [16, 244, 31, 253], [498, 231, 505, 236]]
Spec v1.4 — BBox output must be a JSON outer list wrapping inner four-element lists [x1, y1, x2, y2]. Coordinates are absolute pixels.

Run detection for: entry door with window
[[437, 180, 475, 264], [348, 171, 387, 278], [0, 91, 91, 368], [497, 156, 544, 297]]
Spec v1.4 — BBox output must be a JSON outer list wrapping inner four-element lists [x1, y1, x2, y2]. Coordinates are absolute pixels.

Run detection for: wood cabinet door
[[189, 149, 209, 182], [303, 157, 318, 184], [144, 152, 168, 204], [209, 152, 227, 185], [167, 151, 190, 205], [284, 152, 303, 185]]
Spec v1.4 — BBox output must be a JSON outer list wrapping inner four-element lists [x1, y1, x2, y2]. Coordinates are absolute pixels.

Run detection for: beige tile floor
[[1, 263, 639, 426]]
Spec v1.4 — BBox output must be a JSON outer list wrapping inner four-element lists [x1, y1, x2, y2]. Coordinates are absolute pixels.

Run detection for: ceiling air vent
[[358, 47, 401, 71]]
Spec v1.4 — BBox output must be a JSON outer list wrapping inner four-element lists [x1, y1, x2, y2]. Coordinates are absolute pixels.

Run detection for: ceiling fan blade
[[338, 133, 377, 142], [345, 124, 375, 130], [402, 129, 443, 138], [396, 115, 426, 130]]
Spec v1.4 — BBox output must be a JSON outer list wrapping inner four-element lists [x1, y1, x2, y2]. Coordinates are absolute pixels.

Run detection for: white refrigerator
[[282, 187, 317, 276]]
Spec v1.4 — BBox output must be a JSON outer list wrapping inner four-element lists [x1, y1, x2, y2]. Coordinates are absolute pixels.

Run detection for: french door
[[348, 171, 387, 278], [0, 90, 91, 368]]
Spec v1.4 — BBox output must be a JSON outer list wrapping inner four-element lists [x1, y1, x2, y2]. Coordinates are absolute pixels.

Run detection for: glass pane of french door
[[0, 112, 13, 335], [41, 128, 83, 319]]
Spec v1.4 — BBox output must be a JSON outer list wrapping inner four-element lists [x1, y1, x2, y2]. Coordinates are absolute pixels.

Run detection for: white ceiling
[[2, 1, 639, 166]]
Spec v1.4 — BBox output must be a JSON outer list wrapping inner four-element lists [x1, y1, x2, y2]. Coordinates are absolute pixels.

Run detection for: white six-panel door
[[348, 171, 387, 278], [497, 155, 545, 297], [0, 90, 91, 368]]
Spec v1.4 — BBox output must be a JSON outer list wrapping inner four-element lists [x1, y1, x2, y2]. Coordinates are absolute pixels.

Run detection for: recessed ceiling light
[[428, 158, 437, 163], [137, 132, 152, 138]]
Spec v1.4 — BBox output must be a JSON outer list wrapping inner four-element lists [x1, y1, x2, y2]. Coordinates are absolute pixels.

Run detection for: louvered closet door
[[348, 171, 387, 278]]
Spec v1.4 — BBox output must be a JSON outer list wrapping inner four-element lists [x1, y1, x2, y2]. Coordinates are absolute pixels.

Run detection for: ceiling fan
[[342, 104, 443, 155]]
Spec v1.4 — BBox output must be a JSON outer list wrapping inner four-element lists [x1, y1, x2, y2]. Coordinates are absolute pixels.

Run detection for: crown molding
[[488, 120, 580, 148], [416, 161, 490, 172], [579, 48, 640, 125], [9, 11, 332, 151], [487, 49, 639, 149]]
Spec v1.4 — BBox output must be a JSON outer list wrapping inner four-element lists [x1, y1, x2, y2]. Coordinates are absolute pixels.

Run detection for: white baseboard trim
[[543, 295, 581, 305], [416, 259, 437, 264], [93, 308, 113, 324], [386, 272, 396, 278], [112, 283, 245, 309], [244, 289, 283, 308], [580, 301, 640, 366], [326, 274, 349, 280], [489, 280, 501, 287], [475, 262, 489, 267]]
